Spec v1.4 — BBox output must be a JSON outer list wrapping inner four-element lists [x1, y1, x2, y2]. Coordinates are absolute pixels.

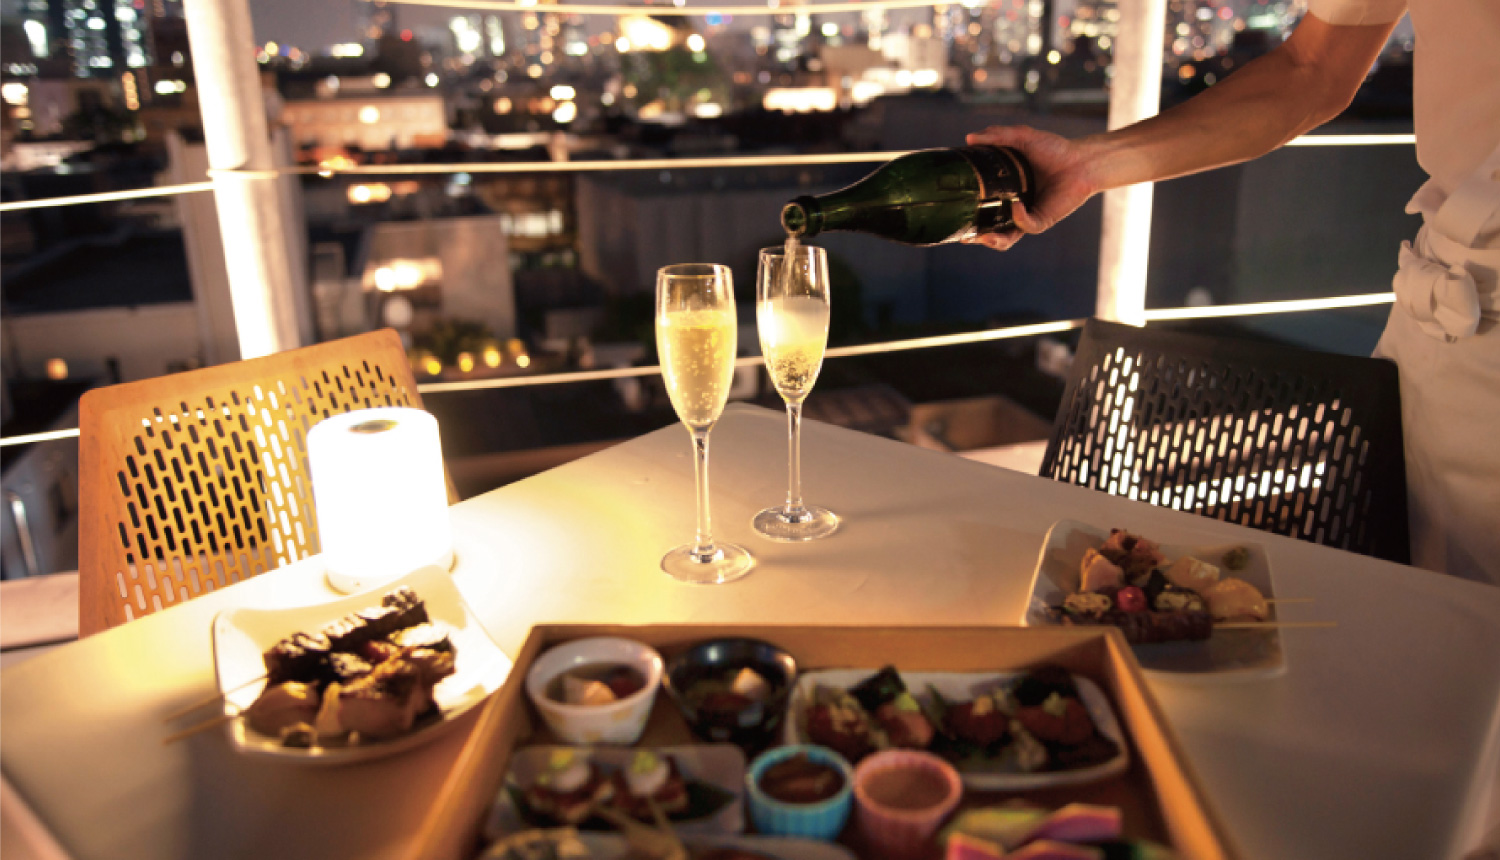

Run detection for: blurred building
[[281, 92, 447, 151]]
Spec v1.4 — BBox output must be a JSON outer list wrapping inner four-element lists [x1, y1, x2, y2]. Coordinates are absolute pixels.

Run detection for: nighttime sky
[[249, 0, 449, 52]]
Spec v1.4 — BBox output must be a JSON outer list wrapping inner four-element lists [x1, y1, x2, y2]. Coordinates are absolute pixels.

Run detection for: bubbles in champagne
[[758, 296, 829, 400], [657, 308, 737, 428]]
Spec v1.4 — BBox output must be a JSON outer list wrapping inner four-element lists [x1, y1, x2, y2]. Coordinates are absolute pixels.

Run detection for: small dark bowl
[[662, 638, 798, 753]]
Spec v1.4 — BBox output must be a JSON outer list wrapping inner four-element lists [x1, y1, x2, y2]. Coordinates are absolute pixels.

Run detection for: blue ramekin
[[745, 743, 854, 841]]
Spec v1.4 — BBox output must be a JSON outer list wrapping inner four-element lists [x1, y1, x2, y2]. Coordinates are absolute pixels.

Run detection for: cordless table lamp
[[307, 407, 454, 594]]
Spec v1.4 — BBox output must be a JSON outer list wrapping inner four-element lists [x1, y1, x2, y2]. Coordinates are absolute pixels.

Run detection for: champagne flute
[[655, 263, 754, 584], [753, 243, 840, 541]]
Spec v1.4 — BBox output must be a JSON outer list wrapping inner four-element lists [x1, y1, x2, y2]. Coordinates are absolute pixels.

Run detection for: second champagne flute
[[753, 243, 840, 541], [656, 263, 754, 584]]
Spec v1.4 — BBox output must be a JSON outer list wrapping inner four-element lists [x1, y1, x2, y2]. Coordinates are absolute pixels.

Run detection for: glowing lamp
[[308, 407, 453, 594]]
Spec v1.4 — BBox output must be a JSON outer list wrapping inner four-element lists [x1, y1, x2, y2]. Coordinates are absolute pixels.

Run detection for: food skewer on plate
[[169, 586, 460, 749], [1047, 529, 1328, 645]]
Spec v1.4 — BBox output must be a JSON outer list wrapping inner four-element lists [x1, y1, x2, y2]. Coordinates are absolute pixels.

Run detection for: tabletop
[[4, 403, 1499, 860]]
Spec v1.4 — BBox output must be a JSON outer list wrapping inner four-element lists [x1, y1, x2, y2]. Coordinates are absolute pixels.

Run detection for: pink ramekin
[[851, 749, 964, 859]]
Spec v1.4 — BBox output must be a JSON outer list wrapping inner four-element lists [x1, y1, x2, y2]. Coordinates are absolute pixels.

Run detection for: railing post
[[1096, 0, 1167, 326], [182, 0, 304, 358]]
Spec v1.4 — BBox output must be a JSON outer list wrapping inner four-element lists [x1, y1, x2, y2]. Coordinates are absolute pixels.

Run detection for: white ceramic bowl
[[524, 637, 664, 745]]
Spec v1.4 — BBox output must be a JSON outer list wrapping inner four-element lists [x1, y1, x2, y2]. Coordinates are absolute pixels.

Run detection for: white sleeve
[[1306, 0, 1408, 25]]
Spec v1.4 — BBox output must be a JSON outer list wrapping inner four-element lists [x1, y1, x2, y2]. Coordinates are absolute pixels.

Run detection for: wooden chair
[[78, 329, 427, 635], [1041, 318, 1410, 563]]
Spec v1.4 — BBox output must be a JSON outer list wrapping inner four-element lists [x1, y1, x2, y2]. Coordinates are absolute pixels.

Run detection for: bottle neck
[[782, 196, 823, 238]]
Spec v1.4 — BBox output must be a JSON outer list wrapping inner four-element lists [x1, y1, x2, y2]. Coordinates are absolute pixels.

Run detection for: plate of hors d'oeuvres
[[208, 565, 513, 764], [1023, 519, 1285, 679], [479, 829, 857, 860], [782, 664, 1128, 791], [486, 745, 746, 838]]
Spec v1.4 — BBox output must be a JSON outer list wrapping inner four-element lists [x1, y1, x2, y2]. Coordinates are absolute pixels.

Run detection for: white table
[[4, 404, 1499, 860]]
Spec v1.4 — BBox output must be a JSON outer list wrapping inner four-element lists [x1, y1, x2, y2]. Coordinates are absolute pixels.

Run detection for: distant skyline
[[249, 0, 449, 52]]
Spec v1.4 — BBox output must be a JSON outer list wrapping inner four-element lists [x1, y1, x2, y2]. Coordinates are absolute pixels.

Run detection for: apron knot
[[1394, 239, 1483, 341]]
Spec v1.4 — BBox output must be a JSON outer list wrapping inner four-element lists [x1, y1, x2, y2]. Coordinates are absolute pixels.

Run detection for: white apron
[[1374, 141, 1500, 586]]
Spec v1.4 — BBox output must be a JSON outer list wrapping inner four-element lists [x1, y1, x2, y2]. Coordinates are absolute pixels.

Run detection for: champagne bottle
[[781, 146, 1036, 246]]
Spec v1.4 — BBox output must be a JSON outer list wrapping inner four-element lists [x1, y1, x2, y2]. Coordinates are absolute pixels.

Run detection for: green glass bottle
[[781, 146, 1036, 246]]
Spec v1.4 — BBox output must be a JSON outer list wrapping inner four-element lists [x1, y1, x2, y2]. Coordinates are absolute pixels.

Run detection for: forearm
[[1076, 14, 1399, 193]]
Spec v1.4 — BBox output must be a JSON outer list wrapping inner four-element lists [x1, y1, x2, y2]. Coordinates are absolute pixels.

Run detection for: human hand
[[963, 125, 1100, 251]]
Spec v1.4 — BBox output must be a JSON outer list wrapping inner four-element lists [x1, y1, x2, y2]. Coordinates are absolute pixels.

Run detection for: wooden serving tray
[[411, 625, 1243, 860]]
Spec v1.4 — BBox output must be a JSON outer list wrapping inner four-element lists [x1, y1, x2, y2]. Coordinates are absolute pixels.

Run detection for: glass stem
[[784, 400, 808, 519], [690, 426, 718, 562]]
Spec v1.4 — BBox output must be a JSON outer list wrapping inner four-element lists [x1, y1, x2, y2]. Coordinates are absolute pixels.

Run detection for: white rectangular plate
[[486, 744, 746, 838], [1022, 519, 1284, 679], [783, 669, 1129, 791], [211, 565, 513, 765]]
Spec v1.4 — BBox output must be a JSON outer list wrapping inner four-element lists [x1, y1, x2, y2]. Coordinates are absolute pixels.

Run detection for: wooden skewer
[[160, 674, 267, 724], [1218, 620, 1336, 630], [162, 712, 237, 745]]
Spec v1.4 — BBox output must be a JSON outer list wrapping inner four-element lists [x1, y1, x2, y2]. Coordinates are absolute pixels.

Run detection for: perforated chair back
[[1041, 318, 1409, 563], [78, 329, 424, 635]]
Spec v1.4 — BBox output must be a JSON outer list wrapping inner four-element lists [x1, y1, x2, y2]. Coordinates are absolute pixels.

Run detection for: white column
[[1096, 0, 1167, 326], [182, 0, 302, 357]]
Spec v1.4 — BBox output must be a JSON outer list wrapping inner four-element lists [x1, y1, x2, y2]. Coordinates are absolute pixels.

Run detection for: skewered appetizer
[[241, 587, 457, 746], [514, 749, 730, 829], [804, 665, 1118, 774], [1050, 530, 1268, 645], [521, 749, 616, 826], [608, 750, 691, 819]]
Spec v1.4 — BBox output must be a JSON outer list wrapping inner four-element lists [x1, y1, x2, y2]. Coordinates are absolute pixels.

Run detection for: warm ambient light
[[348, 183, 392, 205], [373, 261, 426, 291], [358, 105, 380, 124], [483, 346, 502, 367], [45, 358, 68, 380], [308, 407, 453, 594], [457, 352, 475, 373]]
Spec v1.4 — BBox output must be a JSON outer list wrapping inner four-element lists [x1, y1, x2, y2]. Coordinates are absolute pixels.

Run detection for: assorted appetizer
[[512, 748, 737, 831], [1048, 529, 1269, 645], [547, 664, 651, 707], [242, 586, 457, 746], [803, 666, 1119, 775]]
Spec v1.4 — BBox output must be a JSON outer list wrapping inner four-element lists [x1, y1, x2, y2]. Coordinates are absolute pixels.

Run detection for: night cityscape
[[1, 0, 1419, 578]]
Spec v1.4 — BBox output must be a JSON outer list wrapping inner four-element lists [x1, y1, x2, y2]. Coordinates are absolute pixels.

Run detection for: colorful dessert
[[943, 803, 1170, 860]]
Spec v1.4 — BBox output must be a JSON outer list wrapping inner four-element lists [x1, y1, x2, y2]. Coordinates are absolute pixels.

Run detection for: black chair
[[1041, 318, 1409, 563]]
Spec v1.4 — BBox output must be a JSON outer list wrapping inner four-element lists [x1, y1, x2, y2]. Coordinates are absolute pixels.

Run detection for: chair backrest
[[1041, 318, 1409, 563], [78, 329, 424, 635]]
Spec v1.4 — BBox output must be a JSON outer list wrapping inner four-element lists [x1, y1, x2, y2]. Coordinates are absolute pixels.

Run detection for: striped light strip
[[0, 428, 84, 447], [0, 181, 214, 213], [288, 151, 909, 175], [0, 295, 1399, 447], [1284, 134, 1416, 147], [417, 319, 1086, 393], [1141, 292, 1394, 321], [391, 0, 956, 16], [0, 134, 1418, 213]]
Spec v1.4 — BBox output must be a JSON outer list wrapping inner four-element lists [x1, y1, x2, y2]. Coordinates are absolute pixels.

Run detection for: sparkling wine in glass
[[753, 242, 840, 541], [656, 263, 755, 584]]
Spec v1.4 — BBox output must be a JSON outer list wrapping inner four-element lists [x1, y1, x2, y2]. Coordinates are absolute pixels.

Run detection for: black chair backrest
[[1041, 318, 1409, 563]]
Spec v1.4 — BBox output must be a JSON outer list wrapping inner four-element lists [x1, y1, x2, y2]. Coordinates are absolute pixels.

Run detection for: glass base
[[753, 504, 840, 542], [661, 542, 755, 584]]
